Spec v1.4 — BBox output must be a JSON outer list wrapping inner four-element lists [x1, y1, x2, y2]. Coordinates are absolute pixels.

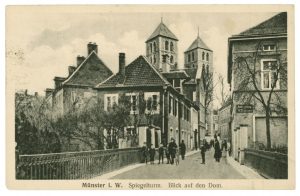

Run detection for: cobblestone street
[[111, 150, 245, 179]]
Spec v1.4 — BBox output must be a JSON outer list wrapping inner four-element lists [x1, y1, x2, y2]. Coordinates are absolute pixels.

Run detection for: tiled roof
[[185, 36, 211, 52], [96, 55, 170, 88], [146, 22, 178, 42], [234, 12, 287, 37], [183, 68, 198, 79], [162, 71, 190, 79], [63, 51, 113, 87]]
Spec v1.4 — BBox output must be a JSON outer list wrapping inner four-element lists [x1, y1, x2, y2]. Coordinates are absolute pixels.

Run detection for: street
[[111, 150, 245, 179]]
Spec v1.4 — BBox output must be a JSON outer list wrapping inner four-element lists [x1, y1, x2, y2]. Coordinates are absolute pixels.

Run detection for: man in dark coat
[[141, 142, 149, 164], [214, 139, 222, 162], [158, 143, 164, 164], [149, 144, 155, 164], [200, 144, 206, 164], [165, 144, 170, 164], [179, 140, 186, 160], [168, 138, 177, 165]]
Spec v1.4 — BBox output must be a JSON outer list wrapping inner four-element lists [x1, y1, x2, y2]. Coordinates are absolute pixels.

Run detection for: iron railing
[[16, 148, 142, 180]]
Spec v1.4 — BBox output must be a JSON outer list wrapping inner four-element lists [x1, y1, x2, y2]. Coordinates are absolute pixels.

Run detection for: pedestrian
[[158, 143, 164, 164], [227, 141, 232, 157], [168, 138, 177, 165], [179, 140, 186, 160], [141, 142, 149, 164], [214, 138, 222, 162], [175, 148, 180, 166], [200, 144, 206, 164], [165, 144, 170, 164], [149, 144, 155, 165]]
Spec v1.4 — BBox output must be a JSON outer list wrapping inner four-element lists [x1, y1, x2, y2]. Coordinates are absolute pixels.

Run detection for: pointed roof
[[63, 51, 113, 86], [234, 12, 287, 37], [146, 22, 178, 42], [185, 36, 211, 52], [95, 56, 170, 88]]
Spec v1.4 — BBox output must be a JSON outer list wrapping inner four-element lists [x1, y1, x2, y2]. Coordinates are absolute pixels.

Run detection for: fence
[[244, 148, 288, 179], [16, 148, 142, 180]]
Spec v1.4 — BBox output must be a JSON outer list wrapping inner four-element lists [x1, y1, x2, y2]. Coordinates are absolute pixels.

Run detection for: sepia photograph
[[5, 4, 295, 189]]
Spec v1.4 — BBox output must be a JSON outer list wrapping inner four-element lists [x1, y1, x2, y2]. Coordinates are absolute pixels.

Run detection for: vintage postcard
[[6, 4, 295, 189]]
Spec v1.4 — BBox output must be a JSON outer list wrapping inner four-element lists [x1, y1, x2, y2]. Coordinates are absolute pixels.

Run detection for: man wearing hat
[[168, 138, 177, 165]]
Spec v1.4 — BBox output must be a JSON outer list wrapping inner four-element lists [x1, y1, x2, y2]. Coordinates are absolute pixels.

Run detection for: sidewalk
[[94, 150, 200, 179], [227, 156, 265, 179]]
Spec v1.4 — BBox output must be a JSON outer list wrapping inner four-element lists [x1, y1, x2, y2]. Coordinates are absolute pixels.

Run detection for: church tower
[[146, 19, 178, 72], [184, 31, 213, 79]]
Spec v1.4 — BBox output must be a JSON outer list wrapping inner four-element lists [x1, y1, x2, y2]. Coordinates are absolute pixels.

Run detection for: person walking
[[165, 144, 170, 164], [149, 144, 155, 165], [214, 138, 222, 162], [200, 144, 206, 164], [141, 142, 149, 164], [158, 143, 164, 164], [168, 138, 177, 165], [179, 140, 186, 160]]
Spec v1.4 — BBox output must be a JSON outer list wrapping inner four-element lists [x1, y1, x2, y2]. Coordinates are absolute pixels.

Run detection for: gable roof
[[95, 55, 170, 88], [146, 22, 178, 42], [233, 12, 287, 37], [162, 71, 190, 80], [63, 51, 113, 87], [185, 36, 212, 52]]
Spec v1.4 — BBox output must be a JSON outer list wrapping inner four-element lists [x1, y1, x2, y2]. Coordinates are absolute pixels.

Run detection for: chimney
[[54, 77, 65, 89], [119, 53, 126, 76], [45, 88, 54, 98], [68, 65, 76, 76], [76, 55, 85, 66], [34, 92, 38, 97], [87, 42, 98, 55]]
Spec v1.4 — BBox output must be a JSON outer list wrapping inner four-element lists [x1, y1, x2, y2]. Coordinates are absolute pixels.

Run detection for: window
[[170, 42, 174, 51], [150, 57, 152, 64], [150, 43, 153, 53], [174, 79, 181, 92], [71, 91, 77, 103], [173, 99, 177, 116], [153, 55, 156, 64], [170, 55, 174, 64], [153, 42, 157, 52], [169, 95, 173, 114], [162, 55, 167, 63], [202, 52, 205, 60], [206, 53, 209, 61], [104, 94, 118, 111], [165, 41, 169, 50], [188, 54, 191, 62], [192, 64, 195, 68], [144, 92, 160, 113], [263, 44, 276, 51], [261, 60, 280, 90], [192, 52, 195, 61], [126, 93, 138, 114]]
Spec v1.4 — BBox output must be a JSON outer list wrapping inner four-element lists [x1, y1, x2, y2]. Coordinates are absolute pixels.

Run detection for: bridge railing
[[244, 148, 288, 179], [16, 148, 142, 180]]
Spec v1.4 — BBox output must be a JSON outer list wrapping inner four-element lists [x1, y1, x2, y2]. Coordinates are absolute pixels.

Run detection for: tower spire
[[197, 26, 199, 37], [161, 16, 163, 23]]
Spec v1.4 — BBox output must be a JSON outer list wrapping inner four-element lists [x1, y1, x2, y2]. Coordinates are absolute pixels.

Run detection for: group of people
[[141, 138, 186, 165], [200, 134, 231, 164]]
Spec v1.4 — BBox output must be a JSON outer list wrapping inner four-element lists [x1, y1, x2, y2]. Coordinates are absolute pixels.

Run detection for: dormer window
[[263, 44, 276, 51]]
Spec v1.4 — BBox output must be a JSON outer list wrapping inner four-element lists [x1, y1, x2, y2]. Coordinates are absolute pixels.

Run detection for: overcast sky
[[6, 6, 278, 107]]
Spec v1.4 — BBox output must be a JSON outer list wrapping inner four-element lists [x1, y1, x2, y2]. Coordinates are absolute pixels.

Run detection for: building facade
[[218, 99, 232, 141], [227, 12, 288, 161]]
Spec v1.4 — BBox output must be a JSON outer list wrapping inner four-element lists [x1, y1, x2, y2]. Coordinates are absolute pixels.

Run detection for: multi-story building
[[227, 12, 288, 161], [218, 98, 232, 141]]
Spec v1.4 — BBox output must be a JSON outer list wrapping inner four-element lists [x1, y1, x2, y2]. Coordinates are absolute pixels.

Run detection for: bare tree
[[216, 74, 230, 106], [234, 41, 287, 149]]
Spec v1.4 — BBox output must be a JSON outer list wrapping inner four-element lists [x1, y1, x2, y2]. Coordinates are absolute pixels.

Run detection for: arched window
[[192, 52, 195, 61], [153, 42, 157, 52], [170, 42, 174, 51], [192, 64, 195, 68], [154, 55, 156, 63], [188, 54, 191, 62], [150, 43, 153, 53], [165, 41, 169, 50], [206, 53, 209, 61], [202, 52, 205, 60], [170, 55, 174, 64]]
